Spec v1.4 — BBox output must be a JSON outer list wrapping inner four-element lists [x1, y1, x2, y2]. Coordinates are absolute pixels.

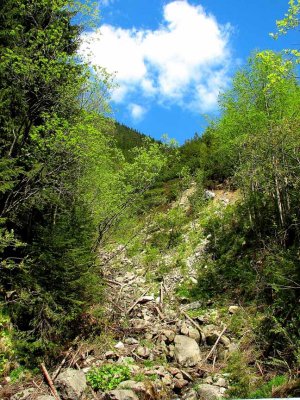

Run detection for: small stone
[[174, 379, 188, 389], [181, 322, 189, 336], [175, 372, 183, 379], [168, 367, 181, 375], [145, 333, 153, 340], [220, 336, 231, 347], [227, 342, 239, 353], [215, 377, 227, 387], [136, 346, 150, 358], [203, 376, 213, 384], [162, 374, 173, 386], [161, 329, 176, 342], [115, 341, 125, 349], [118, 380, 154, 398], [131, 319, 149, 330], [105, 351, 116, 358], [228, 306, 240, 314], [182, 389, 198, 400], [124, 338, 139, 345], [187, 326, 201, 343], [104, 389, 139, 400]]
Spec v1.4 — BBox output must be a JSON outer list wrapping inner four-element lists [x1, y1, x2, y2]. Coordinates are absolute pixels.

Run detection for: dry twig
[[40, 363, 61, 400], [205, 326, 227, 362]]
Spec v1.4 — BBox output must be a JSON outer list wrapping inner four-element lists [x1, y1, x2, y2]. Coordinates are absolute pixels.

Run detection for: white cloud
[[128, 103, 147, 121], [80, 0, 234, 114], [101, 0, 114, 6]]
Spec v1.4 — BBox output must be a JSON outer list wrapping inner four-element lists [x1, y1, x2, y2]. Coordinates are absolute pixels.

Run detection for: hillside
[[1, 1, 300, 399], [112, 122, 157, 160]]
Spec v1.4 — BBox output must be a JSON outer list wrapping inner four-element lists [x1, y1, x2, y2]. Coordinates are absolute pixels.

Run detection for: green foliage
[[272, 0, 300, 39], [0, 0, 112, 367], [86, 364, 131, 391], [110, 121, 157, 162], [226, 351, 253, 398], [9, 366, 29, 383], [248, 375, 288, 398], [150, 207, 187, 250], [0, 308, 14, 378]]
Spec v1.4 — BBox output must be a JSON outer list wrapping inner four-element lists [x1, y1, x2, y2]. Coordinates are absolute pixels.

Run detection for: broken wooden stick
[[40, 363, 61, 400], [68, 344, 83, 368], [103, 278, 123, 287], [52, 347, 73, 381], [163, 281, 171, 300], [205, 325, 227, 362], [181, 311, 204, 334], [160, 281, 164, 310], [155, 306, 164, 320], [126, 289, 149, 314]]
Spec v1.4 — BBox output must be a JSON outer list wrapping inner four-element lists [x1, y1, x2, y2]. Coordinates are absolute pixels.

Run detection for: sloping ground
[[2, 188, 252, 400], [87, 241, 240, 400]]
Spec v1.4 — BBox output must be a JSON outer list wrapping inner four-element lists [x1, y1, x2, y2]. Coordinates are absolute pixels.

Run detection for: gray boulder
[[118, 380, 154, 399], [56, 368, 86, 400], [11, 388, 35, 400], [182, 389, 198, 400], [36, 397, 56, 400], [104, 389, 139, 400], [174, 335, 201, 367], [197, 384, 224, 400]]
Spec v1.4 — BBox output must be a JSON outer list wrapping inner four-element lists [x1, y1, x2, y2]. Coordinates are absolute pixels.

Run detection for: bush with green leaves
[[86, 364, 131, 391]]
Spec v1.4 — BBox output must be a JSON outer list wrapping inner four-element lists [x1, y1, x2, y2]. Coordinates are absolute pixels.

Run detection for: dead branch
[[205, 326, 227, 362], [52, 347, 73, 381], [126, 289, 149, 315], [40, 363, 61, 400]]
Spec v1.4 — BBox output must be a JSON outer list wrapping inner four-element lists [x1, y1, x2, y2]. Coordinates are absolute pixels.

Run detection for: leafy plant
[[86, 364, 131, 391]]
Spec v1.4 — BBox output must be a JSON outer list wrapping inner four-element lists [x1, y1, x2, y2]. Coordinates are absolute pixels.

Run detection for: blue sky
[[80, 0, 298, 143]]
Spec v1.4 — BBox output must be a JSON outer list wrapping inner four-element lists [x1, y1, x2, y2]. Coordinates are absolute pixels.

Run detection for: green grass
[[248, 375, 288, 398]]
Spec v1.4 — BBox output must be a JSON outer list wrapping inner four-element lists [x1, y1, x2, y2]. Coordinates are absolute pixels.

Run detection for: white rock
[[136, 346, 150, 358], [197, 384, 223, 400], [174, 335, 201, 367], [124, 337, 139, 345], [228, 305, 240, 314], [115, 341, 125, 349], [215, 377, 227, 387]]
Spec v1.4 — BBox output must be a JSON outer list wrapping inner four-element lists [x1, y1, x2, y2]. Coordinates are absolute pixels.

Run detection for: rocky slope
[[8, 189, 241, 400]]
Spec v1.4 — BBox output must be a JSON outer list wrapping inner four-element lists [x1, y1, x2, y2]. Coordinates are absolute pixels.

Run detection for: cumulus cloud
[[128, 103, 147, 121], [80, 0, 233, 117]]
